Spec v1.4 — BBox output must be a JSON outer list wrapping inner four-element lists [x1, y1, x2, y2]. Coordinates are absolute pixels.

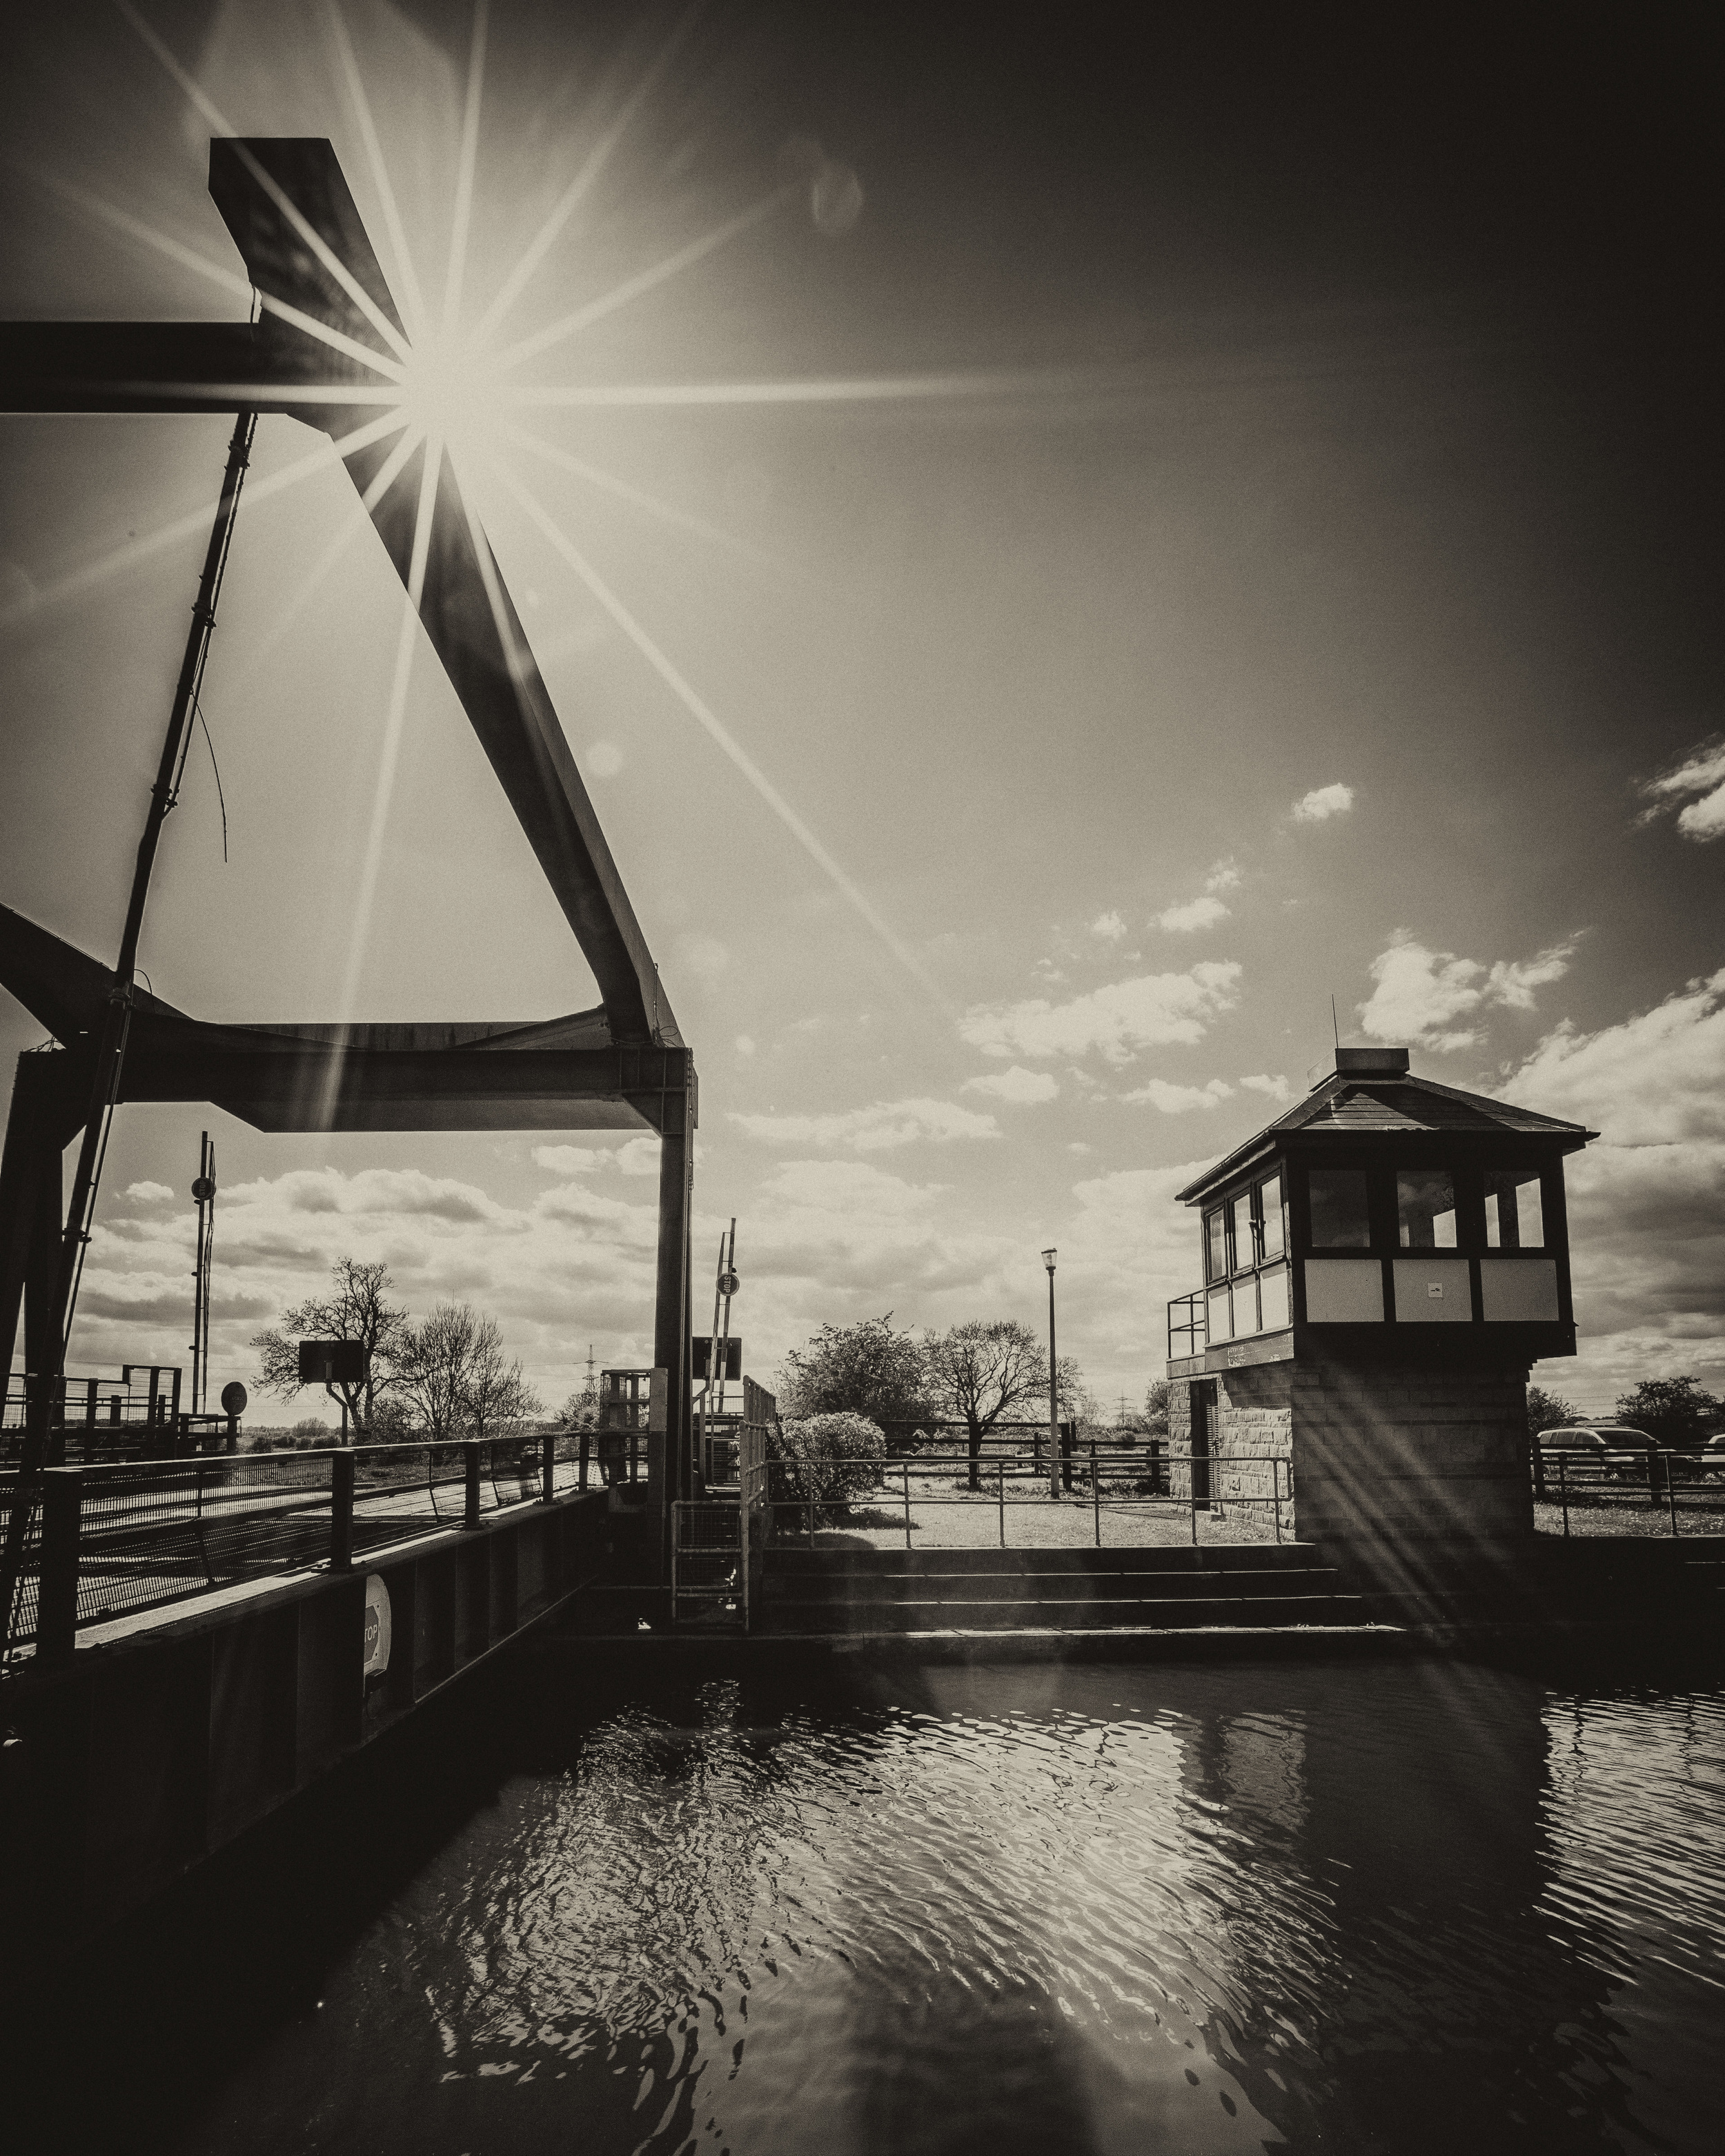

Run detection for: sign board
[[299, 1338, 368, 1385], [691, 1336, 742, 1381], [220, 1381, 248, 1416], [718, 1271, 740, 1298], [362, 1574, 392, 1686]]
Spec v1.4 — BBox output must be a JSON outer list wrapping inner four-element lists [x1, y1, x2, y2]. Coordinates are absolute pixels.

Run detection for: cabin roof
[[1174, 1064, 1597, 1205]]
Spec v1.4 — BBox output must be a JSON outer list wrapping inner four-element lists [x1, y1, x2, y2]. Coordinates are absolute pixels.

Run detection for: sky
[[1, 0, 1720, 1422]]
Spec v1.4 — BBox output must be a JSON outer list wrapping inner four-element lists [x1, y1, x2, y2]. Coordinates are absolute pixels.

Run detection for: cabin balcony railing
[[1167, 1292, 1207, 1362]]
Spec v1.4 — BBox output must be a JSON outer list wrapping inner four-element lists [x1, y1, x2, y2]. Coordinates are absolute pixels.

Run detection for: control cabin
[[1164, 1047, 1597, 1569]]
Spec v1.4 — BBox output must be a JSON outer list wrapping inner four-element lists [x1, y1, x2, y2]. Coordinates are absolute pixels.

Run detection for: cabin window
[[1205, 1208, 1228, 1280], [1230, 1191, 1256, 1272], [1308, 1168, 1370, 1248], [1397, 1169, 1457, 1249], [1259, 1263, 1290, 1330], [1485, 1169, 1544, 1249], [1259, 1175, 1285, 1258]]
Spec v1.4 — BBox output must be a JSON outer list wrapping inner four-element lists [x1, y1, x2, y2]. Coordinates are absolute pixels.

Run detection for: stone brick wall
[[1168, 1367, 1297, 1539], [1290, 1356, 1533, 1567]]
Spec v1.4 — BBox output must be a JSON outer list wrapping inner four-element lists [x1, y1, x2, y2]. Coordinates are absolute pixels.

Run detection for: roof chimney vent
[[1334, 1046, 1410, 1076]]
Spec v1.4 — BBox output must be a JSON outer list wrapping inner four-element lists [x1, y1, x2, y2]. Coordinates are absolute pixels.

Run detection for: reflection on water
[[19, 1655, 1725, 2154]]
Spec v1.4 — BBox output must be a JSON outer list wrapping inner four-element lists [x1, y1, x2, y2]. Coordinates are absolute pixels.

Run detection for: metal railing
[[3, 1427, 607, 1661], [672, 1378, 775, 1628], [1532, 1446, 1725, 1539], [763, 1443, 1291, 1552], [1, 1363, 211, 1461], [1167, 1292, 1207, 1362]]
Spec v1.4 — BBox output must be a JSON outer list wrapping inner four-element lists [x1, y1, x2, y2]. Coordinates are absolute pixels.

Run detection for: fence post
[[1668, 1452, 1680, 1538], [998, 1458, 1005, 1549], [1190, 1456, 1199, 1547], [578, 1425, 590, 1492], [463, 1441, 482, 1529], [903, 1461, 911, 1551], [1091, 1441, 1100, 1547], [1272, 1458, 1282, 1545], [330, 1449, 354, 1571], [542, 1430, 557, 1503], [38, 1466, 84, 1659], [1559, 1452, 1569, 1539]]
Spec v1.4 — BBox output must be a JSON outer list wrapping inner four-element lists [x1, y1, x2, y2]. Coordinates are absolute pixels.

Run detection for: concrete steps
[[754, 1544, 1363, 1636]]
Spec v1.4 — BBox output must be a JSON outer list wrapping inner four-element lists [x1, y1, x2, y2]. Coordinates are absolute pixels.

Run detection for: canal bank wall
[[0, 1485, 611, 1997]]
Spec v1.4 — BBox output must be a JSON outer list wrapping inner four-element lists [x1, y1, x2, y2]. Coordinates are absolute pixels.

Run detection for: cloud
[[1205, 858, 1242, 893], [735, 1035, 756, 1058], [1358, 931, 1577, 1051], [1500, 970, 1725, 1405], [1089, 910, 1127, 942], [960, 963, 1241, 1064], [963, 1066, 1059, 1105], [1240, 1073, 1292, 1103], [618, 1137, 661, 1176], [531, 1144, 609, 1176], [1156, 893, 1230, 933], [124, 1180, 175, 1204], [1639, 735, 1725, 841], [1291, 782, 1354, 823], [729, 1096, 1000, 1151], [1121, 1076, 1235, 1113]]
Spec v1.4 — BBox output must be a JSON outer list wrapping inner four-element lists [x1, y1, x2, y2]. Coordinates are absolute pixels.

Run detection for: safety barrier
[[3, 1427, 613, 1659], [1532, 1446, 1725, 1538]]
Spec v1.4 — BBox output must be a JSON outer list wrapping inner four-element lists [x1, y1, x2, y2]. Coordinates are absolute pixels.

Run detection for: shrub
[[771, 1412, 886, 1513]]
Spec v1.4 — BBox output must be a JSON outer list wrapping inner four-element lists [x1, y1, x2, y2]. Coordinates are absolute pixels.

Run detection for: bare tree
[[395, 1303, 541, 1441], [397, 1303, 479, 1441], [250, 1258, 411, 1436], [461, 1315, 542, 1437], [926, 1320, 1048, 1490]]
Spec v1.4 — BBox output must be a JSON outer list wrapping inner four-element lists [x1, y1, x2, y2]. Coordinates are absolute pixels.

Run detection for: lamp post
[[1043, 1247, 1061, 1500]]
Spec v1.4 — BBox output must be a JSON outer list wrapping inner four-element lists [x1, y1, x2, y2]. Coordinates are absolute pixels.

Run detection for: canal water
[[11, 1650, 1724, 2155]]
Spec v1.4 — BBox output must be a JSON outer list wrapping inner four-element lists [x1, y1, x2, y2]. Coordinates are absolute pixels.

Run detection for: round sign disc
[[718, 1272, 740, 1296], [191, 1176, 215, 1201], [220, 1380, 248, 1416]]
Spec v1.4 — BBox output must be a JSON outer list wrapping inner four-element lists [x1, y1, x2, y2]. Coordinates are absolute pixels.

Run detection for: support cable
[[1, 408, 257, 1654]]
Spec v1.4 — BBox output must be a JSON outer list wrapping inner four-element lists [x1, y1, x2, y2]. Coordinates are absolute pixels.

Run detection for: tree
[[1526, 1384, 1579, 1437], [771, 1412, 887, 1516], [396, 1303, 479, 1441], [926, 1320, 1047, 1490], [778, 1315, 934, 1427], [461, 1315, 543, 1437], [250, 1258, 411, 1436], [1613, 1376, 1724, 1450], [1143, 1380, 1171, 1437]]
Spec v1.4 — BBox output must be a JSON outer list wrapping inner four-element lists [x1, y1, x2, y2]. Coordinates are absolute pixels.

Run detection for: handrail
[[2, 1427, 611, 1661]]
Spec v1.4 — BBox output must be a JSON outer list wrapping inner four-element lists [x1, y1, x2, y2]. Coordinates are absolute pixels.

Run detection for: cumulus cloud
[[1121, 1076, 1235, 1113], [1090, 910, 1127, 941], [1240, 1073, 1292, 1103], [1156, 893, 1230, 933], [729, 1096, 1000, 1151], [531, 1144, 609, 1176], [1358, 931, 1578, 1051], [1500, 970, 1725, 1403], [1292, 782, 1354, 823], [961, 963, 1241, 1064], [124, 1180, 175, 1204], [963, 1065, 1059, 1105], [1639, 735, 1725, 842], [1205, 858, 1242, 893]]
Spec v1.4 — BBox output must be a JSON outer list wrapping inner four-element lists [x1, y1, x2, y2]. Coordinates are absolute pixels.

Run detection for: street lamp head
[[1042, 1246, 1057, 1272]]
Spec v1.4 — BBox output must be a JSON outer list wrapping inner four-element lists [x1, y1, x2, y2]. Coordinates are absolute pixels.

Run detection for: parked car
[[1693, 1433, 1725, 1478], [1537, 1426, 1659, 1486]]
